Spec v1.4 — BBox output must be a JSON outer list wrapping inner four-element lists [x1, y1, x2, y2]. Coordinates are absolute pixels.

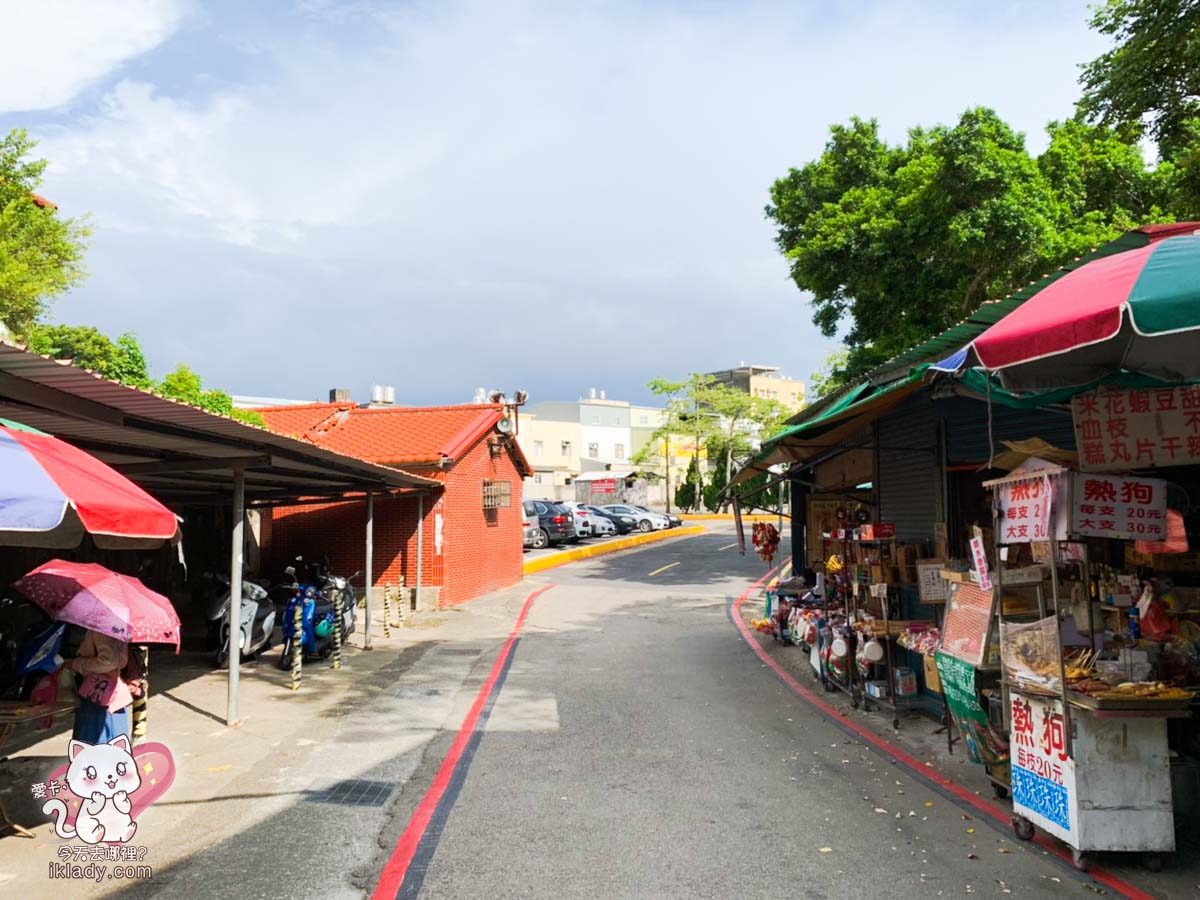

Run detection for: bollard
[[382, 583, 392, 639], [331, 588, 343, 669], [131, 646, 148, 740], [290, 601, 303, 691], [396, 576, 406, 626]]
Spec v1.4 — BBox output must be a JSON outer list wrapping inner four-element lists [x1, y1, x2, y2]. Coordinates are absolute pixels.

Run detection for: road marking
[[728, 578, 1154, 900], [717, 542, 738, 551], [647, 561, 680, 576], [372, 584, 554, 899]]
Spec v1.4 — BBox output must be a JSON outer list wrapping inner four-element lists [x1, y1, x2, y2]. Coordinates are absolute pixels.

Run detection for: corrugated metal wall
[[940, 396, 1076, 465], [877, 396, 941, 541]]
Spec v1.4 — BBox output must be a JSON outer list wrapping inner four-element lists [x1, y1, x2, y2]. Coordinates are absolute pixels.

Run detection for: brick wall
[[439, 436, 524, 605], [263, 491, 444, 597], [261, 437, 524, 607]]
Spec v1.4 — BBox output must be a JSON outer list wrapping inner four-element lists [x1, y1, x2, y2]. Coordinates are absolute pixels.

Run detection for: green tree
[[1078, 0, 1200, 158], [675, 457, 700, 512], [703, 447, 729, 513], [808, 350, 852, 401], [156, 364, 261, 424], [767, 108, 1162, 384], [26, 325, 152, 388], [0, 129, 89, 337]]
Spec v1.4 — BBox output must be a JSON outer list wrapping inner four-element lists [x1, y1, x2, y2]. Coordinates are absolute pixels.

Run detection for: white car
[[602, 504, 669, 532], [558, 501, 593, 539]]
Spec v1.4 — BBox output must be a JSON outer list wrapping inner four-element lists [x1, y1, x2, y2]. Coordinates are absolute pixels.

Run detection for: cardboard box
[[923, 654, 942, 694]]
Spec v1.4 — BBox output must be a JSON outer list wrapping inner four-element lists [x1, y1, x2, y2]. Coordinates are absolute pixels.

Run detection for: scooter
[[276, 559, 360, 668], [205, 573, 276, 668]]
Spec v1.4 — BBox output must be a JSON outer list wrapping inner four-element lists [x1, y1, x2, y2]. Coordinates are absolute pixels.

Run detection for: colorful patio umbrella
[[0, 418, 178, 549], [969, 225, 1200, 392], [15, 560, 181, 648]]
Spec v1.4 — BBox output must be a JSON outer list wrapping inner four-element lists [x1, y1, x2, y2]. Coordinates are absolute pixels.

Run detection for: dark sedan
[[522, 499, 577, 546]]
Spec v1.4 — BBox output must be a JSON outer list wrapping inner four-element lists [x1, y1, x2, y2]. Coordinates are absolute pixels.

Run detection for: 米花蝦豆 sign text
[[1072, 385, 1200, 471]]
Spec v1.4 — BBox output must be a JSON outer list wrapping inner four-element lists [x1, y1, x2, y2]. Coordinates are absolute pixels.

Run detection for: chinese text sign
[[997, 476, 1052, 544], [1070, 473, 1167, 540], [1072, 385, 1200, 471], [1010, 693, 1076, 844]]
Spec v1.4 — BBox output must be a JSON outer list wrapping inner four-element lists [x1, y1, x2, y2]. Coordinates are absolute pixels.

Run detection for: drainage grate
[[305, 779, 394, 807]]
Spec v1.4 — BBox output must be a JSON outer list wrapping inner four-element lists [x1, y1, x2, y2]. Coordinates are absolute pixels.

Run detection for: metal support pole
[[227, 466, 245, 726], [364, 492, 374, 651], [415, 494, 424, 612]]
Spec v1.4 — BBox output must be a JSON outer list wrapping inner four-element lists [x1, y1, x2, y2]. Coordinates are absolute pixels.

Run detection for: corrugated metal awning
[[0, 343, 437, 505]]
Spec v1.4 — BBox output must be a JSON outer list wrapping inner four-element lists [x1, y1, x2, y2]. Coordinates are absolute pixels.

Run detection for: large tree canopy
[[1078, 0, 1200, 157], [766, 108, 1169, 381], [0, 129, 89, 338]]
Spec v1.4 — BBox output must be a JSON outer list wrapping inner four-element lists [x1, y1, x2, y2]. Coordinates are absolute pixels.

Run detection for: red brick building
[[255, 402, 531, 608]]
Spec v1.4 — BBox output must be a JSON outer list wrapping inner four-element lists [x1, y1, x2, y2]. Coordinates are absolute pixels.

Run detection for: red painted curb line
[[371, 583, 554, 899], [731, 581, 1155, 900]]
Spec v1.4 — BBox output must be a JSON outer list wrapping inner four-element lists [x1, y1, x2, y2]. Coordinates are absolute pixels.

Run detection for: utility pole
[[664, 433, 672, 513]]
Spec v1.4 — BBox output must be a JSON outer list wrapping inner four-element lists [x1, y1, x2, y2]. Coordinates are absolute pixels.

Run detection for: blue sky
[[1, 1, 1108, 407]]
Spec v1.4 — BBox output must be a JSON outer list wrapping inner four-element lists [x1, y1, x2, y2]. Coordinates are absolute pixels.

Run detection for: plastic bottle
[[1127, 606, 1141, 640]]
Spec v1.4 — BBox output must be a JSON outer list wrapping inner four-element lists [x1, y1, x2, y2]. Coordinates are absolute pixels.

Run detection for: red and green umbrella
[[970, 225, 1200, 392]]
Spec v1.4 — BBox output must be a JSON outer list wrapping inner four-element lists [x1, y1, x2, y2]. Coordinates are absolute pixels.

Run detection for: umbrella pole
[[227, 467, 245, 727]]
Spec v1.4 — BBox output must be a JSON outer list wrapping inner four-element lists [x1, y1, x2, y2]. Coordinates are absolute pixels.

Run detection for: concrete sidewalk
[[0, 581, 535, 898]]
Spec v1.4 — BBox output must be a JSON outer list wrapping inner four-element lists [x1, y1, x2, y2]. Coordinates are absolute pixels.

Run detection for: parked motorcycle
[[0, 594, 65, 700], [276, 557, 360, 668], [205, 572, 276, 668]]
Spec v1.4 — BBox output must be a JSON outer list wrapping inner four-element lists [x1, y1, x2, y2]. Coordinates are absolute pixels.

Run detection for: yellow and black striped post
[[382, 583, 392, 639], [290, 601, 303, 690], [331, 588, 343, 669], [395, 576, 406, 627], [131, 647, 148, 740]]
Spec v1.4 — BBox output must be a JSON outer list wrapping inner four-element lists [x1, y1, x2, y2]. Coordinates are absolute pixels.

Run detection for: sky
[[0, 0, 1110, 407]]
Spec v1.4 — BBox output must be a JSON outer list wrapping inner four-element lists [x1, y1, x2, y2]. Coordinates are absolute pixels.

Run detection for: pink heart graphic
[[44, 741, 176, 835]]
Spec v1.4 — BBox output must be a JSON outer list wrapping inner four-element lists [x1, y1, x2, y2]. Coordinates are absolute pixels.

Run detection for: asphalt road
[[371, 528, 1105, 899]]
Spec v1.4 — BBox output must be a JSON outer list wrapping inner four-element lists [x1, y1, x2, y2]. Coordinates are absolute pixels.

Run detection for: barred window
[[482, 480, 512, 509]]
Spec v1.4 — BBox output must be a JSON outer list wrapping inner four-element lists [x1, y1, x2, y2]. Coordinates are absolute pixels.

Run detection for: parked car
[[563, 501, 617, 537], [522, 511, 541, 548], [559, 502, 593, 539], [633, 505, 682, 528], [602, 504, 670, 532], [522, 499, 577, 546], [582, 504, 635, 535]]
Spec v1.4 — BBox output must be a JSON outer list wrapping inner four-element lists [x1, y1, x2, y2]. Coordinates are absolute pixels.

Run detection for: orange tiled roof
[[255, 402, 529, 470], [252, 402, 351, 438]]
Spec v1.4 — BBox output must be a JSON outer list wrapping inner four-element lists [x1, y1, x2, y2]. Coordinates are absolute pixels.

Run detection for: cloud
[[0, 1, 189, 113], [22, 1, 1109, 405]]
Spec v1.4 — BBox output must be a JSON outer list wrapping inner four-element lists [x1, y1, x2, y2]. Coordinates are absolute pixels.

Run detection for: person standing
[[65, 629, 133, 743]]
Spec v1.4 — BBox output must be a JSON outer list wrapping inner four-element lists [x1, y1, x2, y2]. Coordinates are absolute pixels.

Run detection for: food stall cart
[[984, 461, 1190, 871]]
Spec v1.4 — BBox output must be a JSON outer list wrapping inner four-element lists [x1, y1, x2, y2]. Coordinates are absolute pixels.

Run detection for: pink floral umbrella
[[15, 560, 181, 649]]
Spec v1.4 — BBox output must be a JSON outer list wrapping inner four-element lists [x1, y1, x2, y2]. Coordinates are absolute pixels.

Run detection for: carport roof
[[0, 343, 437, 505]]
